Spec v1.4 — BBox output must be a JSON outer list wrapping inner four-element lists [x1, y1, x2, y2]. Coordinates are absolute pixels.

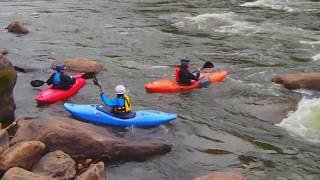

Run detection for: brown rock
[[12, 116, 172, 160], [32, 150, 76, 180], [193, 171, 246, 180], [6, 20, 29, 34], [0, 48, 8, 55], [0, 55, 17, 127], [2, 167, 55, 180], [0, 129, 10, 154], [0, 141, 45, 171], [77, 161, 106, 180], [272, 72, 320, 91], [244, 99, 297, 124], [51, 57, 104, 73]]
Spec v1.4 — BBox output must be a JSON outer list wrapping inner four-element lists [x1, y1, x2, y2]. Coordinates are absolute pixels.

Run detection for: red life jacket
[[175, 67, 180, 82], [175, 65, 190, 82]]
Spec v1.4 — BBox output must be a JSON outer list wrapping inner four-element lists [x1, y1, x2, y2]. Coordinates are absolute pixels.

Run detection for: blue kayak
[[64, 103, 177, 127]]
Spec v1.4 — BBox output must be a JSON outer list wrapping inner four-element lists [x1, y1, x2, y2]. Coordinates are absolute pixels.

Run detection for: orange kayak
[[145, 70, 228, 93]]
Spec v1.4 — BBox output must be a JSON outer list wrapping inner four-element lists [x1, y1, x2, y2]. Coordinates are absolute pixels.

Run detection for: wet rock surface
[[272, 72, 320, 91], [12, 116, 172, 160], [6, 20, 29, 34], [0, 141, 45, 171], [51, 57, 105, 73], [31, 150, 76, 180]]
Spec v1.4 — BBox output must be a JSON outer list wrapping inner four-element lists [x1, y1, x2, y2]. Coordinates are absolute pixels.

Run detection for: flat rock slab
[[51, 57, 105, 73], [32, 150, 76, 180], [2, 167, 55, 180], [12, 116, 172, 160], [272, 72, 320, 91], [243, 99, 297, 124]]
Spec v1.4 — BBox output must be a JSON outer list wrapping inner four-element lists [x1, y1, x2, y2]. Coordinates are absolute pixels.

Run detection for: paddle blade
[[202, 62, 214, 69], [30, 80, 45, 87], [81, 72, 96, 79]]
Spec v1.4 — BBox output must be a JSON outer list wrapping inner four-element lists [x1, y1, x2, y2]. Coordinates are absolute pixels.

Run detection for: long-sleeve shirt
[[178, 66, 200, 85], [100, 92, 125, 107], [47, 72, 75, 90]]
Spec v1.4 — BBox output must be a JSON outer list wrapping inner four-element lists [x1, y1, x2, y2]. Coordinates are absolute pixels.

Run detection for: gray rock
[[1, 167, 55, 180]]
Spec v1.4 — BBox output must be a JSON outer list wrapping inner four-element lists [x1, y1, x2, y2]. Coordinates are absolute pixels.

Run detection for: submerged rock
[[0, 141, 45, 171], [6, 20, 29, 34], [2, 167, 55, 180], [193, 171, 246, 180], [272, 72, 320, 91], [243, 99, 297, 124], [12, 116, 172, 160], [51, 57, 105, 73], [31, 150, 76, 180], [0, 55, 17, 126], [77, 161, 106, 180]]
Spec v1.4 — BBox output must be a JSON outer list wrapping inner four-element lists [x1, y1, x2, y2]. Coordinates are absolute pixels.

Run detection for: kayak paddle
[[92, 73, 103, 91], [30, 72, 96, 87], [192, 61, 214, 73]]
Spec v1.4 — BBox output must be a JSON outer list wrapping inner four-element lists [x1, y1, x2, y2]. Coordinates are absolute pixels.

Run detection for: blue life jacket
[[53, 72, 62, 86]]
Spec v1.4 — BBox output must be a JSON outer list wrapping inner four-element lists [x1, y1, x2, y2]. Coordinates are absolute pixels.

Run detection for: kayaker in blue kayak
[[100, 85, 132, 117], [47, 65, 75, 90], [175, 57, 201, 85]]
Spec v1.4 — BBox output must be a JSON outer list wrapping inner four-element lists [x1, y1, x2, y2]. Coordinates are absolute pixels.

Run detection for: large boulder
[[77, 161, 106, 180], [0, 129, 10, 154], [50, 57, 104, 73], [6, 20, 29, 34], [243, 99, 297, 124], [193, 171, 246, 180], [272, 72, 320, 91], [2, 167, 55, 180], [12, 116, 172, 160], [31, 150, 76, 180], [0, 55, 17, 126], [0, 141, 45, 171]]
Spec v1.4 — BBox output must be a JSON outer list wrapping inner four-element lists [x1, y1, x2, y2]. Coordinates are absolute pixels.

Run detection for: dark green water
[[1, 0, 320, 179]]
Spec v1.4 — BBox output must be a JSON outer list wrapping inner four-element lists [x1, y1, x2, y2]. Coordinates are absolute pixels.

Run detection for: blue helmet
[[55, 65, 66, 72], [178, 56, 192, 63]]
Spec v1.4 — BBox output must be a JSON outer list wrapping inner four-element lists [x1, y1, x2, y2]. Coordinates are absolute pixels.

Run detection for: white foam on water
[[277, 97, 320, 143], [300, 41, 320, 45], [150, 65, 169, 69], [312, 53, 320, 61], [241, 0, 296, 12], [175, 12, 258, 34]]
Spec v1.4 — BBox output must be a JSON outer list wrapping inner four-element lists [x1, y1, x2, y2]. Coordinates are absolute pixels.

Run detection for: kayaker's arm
[[46, 73, 55, 85], [100, 92, 116, 106], [61, 74, 75, 85], [182, 68, 200, 80]]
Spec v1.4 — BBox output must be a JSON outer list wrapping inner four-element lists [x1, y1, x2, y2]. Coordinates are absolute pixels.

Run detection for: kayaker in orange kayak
[[175, 57, 201, 85], [46, 65, 75, 90]]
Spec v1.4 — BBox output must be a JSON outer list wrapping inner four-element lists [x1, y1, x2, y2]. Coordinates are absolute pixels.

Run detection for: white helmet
[[115, 85, 126, 94]]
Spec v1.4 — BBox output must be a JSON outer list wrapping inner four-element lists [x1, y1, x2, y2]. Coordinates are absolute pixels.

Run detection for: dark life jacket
[[176, 65, 200, 85]]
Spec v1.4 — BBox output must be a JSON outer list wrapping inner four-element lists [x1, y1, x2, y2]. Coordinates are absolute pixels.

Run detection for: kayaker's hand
[[197, 68, 201, 72]]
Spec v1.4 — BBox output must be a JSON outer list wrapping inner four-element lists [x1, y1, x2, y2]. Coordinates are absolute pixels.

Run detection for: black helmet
[[178, 56, 191, 63]]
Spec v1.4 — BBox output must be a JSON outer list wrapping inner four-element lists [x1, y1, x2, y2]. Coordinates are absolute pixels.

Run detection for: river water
[[1, 0, 320, 179]]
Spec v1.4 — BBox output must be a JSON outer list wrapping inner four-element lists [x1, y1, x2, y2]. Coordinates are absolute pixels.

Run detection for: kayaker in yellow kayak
[[46, 65, 75, 90], [100, 85, 132, 117], [175, 57, 201, 85]]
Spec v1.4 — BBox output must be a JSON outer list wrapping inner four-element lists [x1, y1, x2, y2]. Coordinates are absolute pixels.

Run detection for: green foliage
[[0, 69, 14, 94]]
